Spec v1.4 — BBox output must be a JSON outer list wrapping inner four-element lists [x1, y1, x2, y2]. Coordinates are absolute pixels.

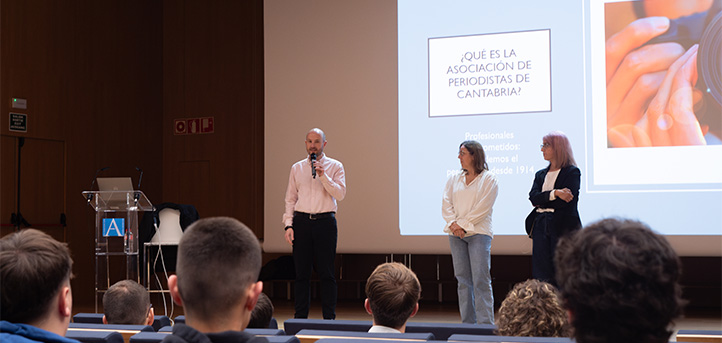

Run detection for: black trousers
[[292, 213, 338, 319], [532, 212, 559, 286]]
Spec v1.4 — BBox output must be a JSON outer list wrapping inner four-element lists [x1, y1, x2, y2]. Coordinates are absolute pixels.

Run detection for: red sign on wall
[[174, 117, 214, 135]]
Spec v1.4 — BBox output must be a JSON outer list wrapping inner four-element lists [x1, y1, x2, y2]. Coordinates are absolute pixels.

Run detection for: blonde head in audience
[[496, 279, 570, 337], [364, 262, 421, 331]]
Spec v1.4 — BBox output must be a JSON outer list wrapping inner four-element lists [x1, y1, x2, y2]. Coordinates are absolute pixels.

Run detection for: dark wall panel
[[162, 0, 264, 236]]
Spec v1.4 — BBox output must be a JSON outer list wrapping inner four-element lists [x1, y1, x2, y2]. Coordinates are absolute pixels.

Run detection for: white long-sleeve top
[[441, 170, 499, 237], [283, 154, 346, 227]]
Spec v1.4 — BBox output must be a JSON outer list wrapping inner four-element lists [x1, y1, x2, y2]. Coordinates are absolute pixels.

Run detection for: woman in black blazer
[[527, 131, 581, 285]]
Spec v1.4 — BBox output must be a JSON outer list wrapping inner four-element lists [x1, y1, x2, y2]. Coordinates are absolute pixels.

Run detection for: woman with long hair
[[442, 140, 499, 324]]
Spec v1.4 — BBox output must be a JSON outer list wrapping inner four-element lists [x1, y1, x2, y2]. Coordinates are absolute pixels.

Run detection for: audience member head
[[364, 262, 421, 331], [247, 292, 274, 329], [0, 229, 73, 335], [555, 218, 684, 343], [496, 279, 570, 337], [168, 217, 262, 332], [542, 131, 576, 168], [459, 140, 488, 174], [102, 279, 154, 325]]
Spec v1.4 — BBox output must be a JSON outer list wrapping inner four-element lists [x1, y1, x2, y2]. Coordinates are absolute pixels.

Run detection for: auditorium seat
[[676, 330, 722, 343], [129, 332, 168, 343], [266, 336, 301, 343], [448, 334, 573, 342], [130, 331, 297, 343], [66, 330, 124, 343], [405, 322, 496, 340], [158, 326, 284, 336], [245, 328, 286, 336], [68, 323, 155, 342], [72, 313, 171, 331], [294, 329, 434, 343], [283, 319, 372, 335]]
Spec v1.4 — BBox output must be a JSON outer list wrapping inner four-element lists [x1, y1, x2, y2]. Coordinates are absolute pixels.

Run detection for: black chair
[[68, 323, 155, 332], [68, 323, 155, 343], [72, 313, 171, 331], [245, 328, 285, 336], [405, 322, 496, 340], [295, 329, 434, 343], [448, 334, 573, 342], [129, 332, 168, 343], [66, 330, 124, 343], [283, 319, 372, 335], [266, 336, 300, 343]]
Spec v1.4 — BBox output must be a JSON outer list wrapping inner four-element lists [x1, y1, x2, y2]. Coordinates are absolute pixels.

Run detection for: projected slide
[[399, 0, 722, 237]]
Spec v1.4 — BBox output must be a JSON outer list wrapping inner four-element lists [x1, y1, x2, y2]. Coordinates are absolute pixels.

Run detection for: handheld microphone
[[310, 153, 317, 179], [134, 167, 144, 202], [87, 167, 110, 203]]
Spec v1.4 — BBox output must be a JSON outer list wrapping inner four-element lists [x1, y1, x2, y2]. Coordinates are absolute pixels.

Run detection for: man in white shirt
[[365, 262, 421, 333], [283, 128, 346, 319]]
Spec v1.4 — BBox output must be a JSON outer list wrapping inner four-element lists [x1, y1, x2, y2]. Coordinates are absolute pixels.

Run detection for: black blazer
[[527, 165, 582, 237]]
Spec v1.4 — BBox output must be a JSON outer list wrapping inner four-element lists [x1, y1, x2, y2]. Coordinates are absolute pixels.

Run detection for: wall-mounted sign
[[174, 117, 214, 135], [9, 113, 27, 132]]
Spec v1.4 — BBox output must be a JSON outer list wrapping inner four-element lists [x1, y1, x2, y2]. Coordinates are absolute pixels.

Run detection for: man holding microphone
[[283, 128, 346, 319]]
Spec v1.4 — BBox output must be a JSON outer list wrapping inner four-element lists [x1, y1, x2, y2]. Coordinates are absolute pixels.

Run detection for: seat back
[[295, 329, 434, 343], [448, 334, 573, 342], [66, 330, 125, 343], [405, 322, 496, 340], [283, 319, 372, 335]]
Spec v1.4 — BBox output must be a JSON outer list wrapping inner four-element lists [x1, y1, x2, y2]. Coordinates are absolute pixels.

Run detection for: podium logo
[[103, 218, 125, 237]]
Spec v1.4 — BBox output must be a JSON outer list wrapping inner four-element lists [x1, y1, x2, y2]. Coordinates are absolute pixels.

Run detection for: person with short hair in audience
[[247, 293, 274, 329], [495, 279, 570, 337], [163, 217, 268, 343], [102, 280, 154, 326], [0, 229, 78, 343], [555, 218, 685, 343], [364, 262, 421, 333]]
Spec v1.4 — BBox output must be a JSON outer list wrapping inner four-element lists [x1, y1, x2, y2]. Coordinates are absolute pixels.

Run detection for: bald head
[[307, 128, 326, 142]]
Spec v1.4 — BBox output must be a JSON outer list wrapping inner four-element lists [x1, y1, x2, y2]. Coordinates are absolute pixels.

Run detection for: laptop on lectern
[[96, 177, 135, 209], [97, 177, 134, 192]]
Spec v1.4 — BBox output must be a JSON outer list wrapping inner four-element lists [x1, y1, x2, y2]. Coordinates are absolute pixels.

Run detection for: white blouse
[[441, 170, 499, 237]]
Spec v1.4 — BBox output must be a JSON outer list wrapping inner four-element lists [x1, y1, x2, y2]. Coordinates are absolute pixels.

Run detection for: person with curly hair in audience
[[496, 279, 570, 337], [555, 217, 685, 343]]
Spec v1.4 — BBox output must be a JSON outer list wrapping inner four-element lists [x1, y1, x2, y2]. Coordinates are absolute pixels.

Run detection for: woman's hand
[[555, 188, 574, 203], [450, 222, 466, 239]]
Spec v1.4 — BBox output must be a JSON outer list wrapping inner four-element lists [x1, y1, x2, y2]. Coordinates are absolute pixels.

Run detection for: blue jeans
[[449, 234, 493, 324]]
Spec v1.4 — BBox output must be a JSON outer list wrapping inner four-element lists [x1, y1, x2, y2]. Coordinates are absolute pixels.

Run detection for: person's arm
[[441, 176, 458, 233], [453, 174, 499, 234], [283, 166, 299, 244], [318, 160, 346, 201], [546, 167, 581, 210], [529, 170, 551, 207]]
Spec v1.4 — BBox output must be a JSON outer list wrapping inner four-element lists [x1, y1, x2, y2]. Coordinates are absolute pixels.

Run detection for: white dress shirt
[[441, 170, 499, 237], [283, 154, 346, 227], [368, 325, 402, 333]]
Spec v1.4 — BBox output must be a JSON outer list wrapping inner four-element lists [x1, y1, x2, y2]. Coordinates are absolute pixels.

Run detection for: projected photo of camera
[[605, 0, 721, 147]]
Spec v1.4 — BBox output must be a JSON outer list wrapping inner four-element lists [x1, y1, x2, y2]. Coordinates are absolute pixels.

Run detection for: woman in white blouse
[[442, 140, 499, 325]]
